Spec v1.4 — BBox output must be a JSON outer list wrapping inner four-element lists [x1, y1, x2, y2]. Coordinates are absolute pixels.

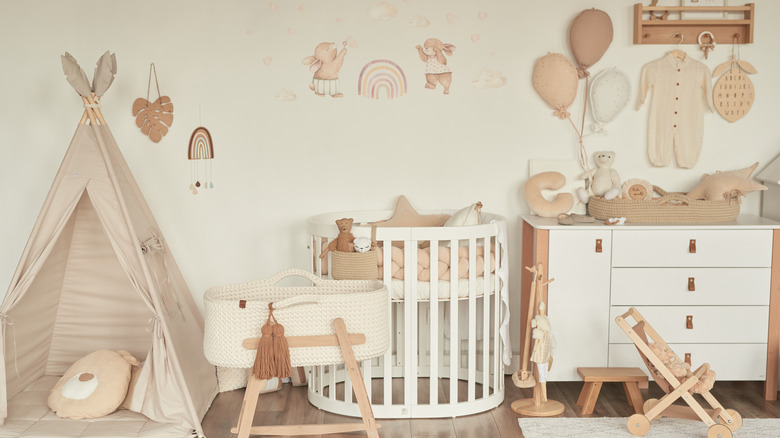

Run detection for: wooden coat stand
[[233, 318, 380, 438], [511, 263, 565, 417]]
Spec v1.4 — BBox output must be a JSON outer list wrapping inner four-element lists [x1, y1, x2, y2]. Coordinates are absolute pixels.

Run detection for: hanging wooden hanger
[[669, 33, 686, 60]]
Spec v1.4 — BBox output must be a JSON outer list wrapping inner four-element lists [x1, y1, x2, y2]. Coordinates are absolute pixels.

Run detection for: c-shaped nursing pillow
[[524, 171, 574, 217]]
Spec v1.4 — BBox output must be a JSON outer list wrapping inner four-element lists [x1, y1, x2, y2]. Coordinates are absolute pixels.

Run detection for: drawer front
[[609, 343, 768, 381], [611, 268, 770, 306], [548, 230, 613, 382], [611, 230, 772, 267], [609, 306, 768, 344]]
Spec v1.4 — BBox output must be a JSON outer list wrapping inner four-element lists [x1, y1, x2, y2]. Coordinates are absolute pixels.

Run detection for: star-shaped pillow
[[687, 162, 766, 201], [373, 195, 450, 227]]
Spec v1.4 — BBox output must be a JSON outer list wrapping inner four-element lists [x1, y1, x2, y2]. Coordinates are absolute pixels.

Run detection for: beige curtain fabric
[[1, 122, 217, 434]]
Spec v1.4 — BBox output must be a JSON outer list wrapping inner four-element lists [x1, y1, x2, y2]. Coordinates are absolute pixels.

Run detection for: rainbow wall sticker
[[357, 59, 407, 99], [188, 126, 214, 195]]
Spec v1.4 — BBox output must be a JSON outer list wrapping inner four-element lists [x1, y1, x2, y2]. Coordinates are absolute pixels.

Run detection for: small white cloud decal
[[368, 2, 397, 20], [408, 15, 430, 28], [276, 89, 297, 102], [472, 69, 507, 89]]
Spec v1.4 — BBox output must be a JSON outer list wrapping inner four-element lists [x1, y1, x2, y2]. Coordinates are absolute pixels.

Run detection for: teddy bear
[[319, 218, 355, 258], [585, 151, 621, 200]]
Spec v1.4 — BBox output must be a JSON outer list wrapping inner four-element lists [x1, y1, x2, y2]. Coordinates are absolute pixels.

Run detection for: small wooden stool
[[576, 367, 648, 415]]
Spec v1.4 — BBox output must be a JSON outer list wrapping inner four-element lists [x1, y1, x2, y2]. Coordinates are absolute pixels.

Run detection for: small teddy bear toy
[[588, 151, 621, 200], [319, 218, 355, 258]]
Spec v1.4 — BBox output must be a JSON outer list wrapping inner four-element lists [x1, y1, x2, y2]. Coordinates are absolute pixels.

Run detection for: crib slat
[[405, 241, 419, 411], [482, 236, 491, 398], [329, 364, 336, 400], [344, 363, 353, 404], [493, 240, 502, 393], [429, 239, 439, 406], [449, 241, 458, 405], [382, 239, 393, 406], [468, 237, 477, 402], [363, 359, 372, 403]]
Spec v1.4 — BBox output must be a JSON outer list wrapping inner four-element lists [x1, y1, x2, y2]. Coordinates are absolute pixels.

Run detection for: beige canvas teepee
[[0, 52, 217, 435]]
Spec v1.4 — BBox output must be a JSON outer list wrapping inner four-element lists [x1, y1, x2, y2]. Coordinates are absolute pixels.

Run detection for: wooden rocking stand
[[511, 262, 565, 417], [233, 318, 380, 438]]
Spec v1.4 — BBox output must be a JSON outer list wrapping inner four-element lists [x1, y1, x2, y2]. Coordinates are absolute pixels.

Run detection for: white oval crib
[[307, 211, 509, 418]]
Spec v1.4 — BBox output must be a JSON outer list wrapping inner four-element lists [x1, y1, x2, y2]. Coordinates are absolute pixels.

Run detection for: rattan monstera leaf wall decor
[[132, 63, 174, 142]]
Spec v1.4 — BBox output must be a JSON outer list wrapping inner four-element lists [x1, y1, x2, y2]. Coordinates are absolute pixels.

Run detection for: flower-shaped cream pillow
[[48, 350, 140, 419]]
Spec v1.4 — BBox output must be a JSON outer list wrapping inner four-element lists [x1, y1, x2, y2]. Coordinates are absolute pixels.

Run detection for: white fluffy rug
[[517, 417, 780, 438]]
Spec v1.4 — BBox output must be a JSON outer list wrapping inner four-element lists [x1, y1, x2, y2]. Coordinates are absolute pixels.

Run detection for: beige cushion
[[373, 195, 450, 227], [48, 350, 139, 420], [444, 202, 482, 227], [687, 163, 766, 201]]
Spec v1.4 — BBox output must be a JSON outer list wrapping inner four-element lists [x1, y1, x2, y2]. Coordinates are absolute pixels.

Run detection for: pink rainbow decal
[[188, 127, 214, 160], [357, 59, 407, 99]]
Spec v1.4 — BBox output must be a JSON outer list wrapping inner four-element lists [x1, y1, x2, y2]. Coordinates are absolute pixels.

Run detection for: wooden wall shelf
[[633, 3, 754, 45]]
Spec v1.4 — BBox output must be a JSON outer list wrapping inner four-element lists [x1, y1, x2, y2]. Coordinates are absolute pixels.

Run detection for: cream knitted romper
[[637, 54, 714, 168]]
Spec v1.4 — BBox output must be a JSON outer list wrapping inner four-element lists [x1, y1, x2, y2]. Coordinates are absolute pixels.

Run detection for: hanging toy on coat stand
[[511, 262, 564, 417], [188, 126, 214, 195]]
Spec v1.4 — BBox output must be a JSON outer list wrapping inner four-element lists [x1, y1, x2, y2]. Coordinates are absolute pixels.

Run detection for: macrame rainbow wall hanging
[[188, 127, 214, 195]]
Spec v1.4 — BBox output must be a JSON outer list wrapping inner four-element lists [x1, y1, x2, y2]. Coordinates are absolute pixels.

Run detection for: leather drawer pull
[[688, 277, 695, 291], [685, 353, 691, 366], [595, 239, 603, 253], [689, 239, 696, 253], [686, 315, 694, 329]]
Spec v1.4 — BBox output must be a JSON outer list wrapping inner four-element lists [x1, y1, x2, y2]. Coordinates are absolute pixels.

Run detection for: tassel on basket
[[252, 302, 292, 380]]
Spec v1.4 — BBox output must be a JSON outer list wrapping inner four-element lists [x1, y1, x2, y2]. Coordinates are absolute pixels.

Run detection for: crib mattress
[[388, 274, 497, 300], [0, 376, 191, 438]]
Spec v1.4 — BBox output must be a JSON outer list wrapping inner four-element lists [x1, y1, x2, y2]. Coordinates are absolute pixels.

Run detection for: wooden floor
[[201, 376, 780, 438]]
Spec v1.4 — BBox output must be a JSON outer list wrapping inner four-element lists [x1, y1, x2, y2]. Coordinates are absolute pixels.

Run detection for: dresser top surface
[[522, 214, 780, 230]]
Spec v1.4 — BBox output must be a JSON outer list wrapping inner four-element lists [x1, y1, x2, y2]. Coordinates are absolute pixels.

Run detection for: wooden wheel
[[708, 423, 732, 438], [642, 398, 658, 415], [720, 409, 742, 431], [627, 414, 650, 436]]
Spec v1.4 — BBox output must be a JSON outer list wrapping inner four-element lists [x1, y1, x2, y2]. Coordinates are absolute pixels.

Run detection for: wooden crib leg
[[334, 318, 380, 437]]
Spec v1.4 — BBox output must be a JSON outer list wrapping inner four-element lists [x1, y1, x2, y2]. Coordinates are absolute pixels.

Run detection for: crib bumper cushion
[[375, 244, 496, 281], [203, 269, 390, 369]]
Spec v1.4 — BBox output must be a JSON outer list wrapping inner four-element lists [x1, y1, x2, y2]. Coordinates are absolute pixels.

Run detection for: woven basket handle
[[654, 185, 693, 206], [272, 294, 323, 310], [262, 269, 324, 287]]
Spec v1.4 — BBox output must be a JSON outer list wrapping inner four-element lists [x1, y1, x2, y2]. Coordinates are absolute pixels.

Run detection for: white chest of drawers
[[520, 215, 780, 401]]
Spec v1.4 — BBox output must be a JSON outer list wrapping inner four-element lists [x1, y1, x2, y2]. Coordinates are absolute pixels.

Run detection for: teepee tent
[[0, 52, 217, 435]]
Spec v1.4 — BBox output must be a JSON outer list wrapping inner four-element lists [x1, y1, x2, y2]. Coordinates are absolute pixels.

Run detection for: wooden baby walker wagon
[[615, 307, 742, 438], [203, 269, 390, 437]]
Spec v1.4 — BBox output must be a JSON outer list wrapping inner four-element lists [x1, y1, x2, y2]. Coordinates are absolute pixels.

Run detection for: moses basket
[[203, 269, 389, 368]]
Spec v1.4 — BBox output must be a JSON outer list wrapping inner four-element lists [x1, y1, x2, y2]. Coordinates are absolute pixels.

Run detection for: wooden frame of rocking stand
[[233, 318, 380, 438]]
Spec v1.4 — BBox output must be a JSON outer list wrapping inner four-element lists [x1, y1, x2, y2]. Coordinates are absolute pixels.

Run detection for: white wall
[[2, 0, 780, 365]]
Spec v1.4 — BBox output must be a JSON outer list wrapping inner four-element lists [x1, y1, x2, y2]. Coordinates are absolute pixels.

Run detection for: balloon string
[[566, 115, 593, 196], [580, 75, 589, 140]]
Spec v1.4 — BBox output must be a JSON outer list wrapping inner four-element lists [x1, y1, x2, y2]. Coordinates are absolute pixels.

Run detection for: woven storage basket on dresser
[[203, 269, 389, 369], [588, 186, 740, 224]]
